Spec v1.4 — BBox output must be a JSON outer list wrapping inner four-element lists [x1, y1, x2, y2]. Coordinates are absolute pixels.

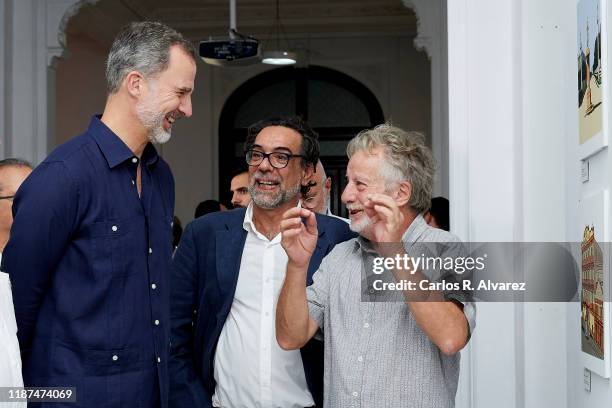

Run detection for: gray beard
[[249, 182, 301, 209], [349, 214, 372, 233], [136, 101, 171, 145]]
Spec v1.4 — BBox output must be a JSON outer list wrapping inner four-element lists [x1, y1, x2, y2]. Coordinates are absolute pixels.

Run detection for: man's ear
[[124, 70, 145, 97], [324, 176, 331, 192], [395, 180, 412, 207]]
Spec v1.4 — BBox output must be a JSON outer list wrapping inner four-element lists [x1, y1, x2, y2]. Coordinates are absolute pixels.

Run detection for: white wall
[[566, 0, 612, 404], [449, 0, 576, 407], [56, 34, 432, 224], [448, 0, 523, 406]]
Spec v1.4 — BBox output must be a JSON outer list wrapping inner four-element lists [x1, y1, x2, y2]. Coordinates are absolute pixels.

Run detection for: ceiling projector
[[199, 36, 260, 67]]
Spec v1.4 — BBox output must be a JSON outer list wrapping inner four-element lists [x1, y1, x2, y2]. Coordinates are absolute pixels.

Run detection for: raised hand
[[363, 193, 405, 244], [280, 207, 318, 268]]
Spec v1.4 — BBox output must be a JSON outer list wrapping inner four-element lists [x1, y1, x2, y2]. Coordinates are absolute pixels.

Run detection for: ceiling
[[67, 0, 418, 48]]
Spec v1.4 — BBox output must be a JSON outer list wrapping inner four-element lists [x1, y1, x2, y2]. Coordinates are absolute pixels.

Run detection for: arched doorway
[[218, 65, 384, 217]]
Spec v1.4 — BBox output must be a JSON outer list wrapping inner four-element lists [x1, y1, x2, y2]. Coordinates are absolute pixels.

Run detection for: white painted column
[[447, 0, 523, 407], [448, 0, 573, 407], [1, 0, 87, 164], [0, 0, 7, 160], [402, 0, 449, 198]]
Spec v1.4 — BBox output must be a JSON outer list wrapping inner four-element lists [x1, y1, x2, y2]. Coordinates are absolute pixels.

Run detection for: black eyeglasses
[[245, 149, 303, 169], [0, 195, 15, 201]]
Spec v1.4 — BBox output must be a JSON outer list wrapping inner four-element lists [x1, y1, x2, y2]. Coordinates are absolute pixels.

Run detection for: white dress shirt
[[0, 253, 26, 407], [212, 204, 314, 408]]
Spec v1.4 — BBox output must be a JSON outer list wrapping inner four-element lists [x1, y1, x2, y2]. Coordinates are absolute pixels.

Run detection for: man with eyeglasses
[[169, 116, 354, 408], [0, 159, 31, 406]]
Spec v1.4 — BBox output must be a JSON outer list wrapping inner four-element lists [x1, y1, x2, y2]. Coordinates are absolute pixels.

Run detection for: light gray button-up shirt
[[306, 215, 476, 408]]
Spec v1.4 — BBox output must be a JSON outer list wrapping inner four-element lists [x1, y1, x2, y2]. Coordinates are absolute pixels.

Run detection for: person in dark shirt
[[1, 21, 196, 408], [425, 196, 450, 231], [194, 200, 226, 219]]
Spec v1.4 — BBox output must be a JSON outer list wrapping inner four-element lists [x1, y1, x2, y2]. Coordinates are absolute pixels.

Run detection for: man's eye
[[275, 154, 289, 162]]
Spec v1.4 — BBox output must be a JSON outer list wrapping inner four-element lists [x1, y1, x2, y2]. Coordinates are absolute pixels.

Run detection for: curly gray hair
[[346, 124, 435, 213]]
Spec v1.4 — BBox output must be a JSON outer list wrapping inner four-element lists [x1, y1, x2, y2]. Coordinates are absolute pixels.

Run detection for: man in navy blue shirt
[[2, 22, 196, 407]]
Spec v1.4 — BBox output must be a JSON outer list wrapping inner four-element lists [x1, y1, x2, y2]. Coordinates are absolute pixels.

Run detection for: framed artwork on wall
[[579, 189, 610, 378], [578, 0, 608, 159]]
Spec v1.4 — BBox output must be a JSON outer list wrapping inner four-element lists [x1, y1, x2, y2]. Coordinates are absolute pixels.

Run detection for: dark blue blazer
[[169, 208, 354, 408]]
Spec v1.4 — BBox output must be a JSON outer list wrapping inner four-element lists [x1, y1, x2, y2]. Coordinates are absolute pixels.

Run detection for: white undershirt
[[212, 204, 314, 408], [0, 253, 26, 407]]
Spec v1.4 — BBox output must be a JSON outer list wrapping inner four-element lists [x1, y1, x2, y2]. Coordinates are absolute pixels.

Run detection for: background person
[[229, 166, 251, 208], [194, 199, 227, 219], [302, 160, 348, 223], [424, 196, 449, 231], [0, 158, 31, 408]]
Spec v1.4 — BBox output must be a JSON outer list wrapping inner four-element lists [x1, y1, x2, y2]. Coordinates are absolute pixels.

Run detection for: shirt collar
[[242, 200, 303, 241], [88, 115, 159, 169], [355, 213, 429, 252]]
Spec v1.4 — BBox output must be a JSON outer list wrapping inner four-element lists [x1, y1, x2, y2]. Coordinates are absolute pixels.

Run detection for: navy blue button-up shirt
[[2, 116, 175, 407]]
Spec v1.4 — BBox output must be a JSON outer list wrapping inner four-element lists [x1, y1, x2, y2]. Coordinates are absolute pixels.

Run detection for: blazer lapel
[[308, 217, 329, 282], [216, 218, 247, 318]]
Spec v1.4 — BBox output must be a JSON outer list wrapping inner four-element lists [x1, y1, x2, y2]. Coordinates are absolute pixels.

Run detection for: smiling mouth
[[349, 208, 364, 216], [256, 180, 280, 190], [164, 112, 181, 130]]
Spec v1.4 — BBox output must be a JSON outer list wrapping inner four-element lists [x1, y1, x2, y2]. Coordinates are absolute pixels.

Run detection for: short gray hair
[[346, 124, 435, 213], [0, 158, 32, 170], [105, 21, 196, 94]]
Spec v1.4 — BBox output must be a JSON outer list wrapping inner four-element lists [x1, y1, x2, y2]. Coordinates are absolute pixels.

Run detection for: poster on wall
[[578, 0, 608, 159], [579, 190, 610, 378]]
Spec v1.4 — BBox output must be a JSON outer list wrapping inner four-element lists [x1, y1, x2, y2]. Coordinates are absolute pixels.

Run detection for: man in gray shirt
[[276, 124, 475, 408]]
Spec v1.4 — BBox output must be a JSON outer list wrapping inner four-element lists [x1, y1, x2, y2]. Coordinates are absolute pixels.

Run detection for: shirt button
[[151, 283, 157, 290], [157, 357, 161, 363], [131, 180, 135, 185], [112, 355, 118, 361], [363, 322, 370, 328], [357, 355, 363, 362], [352, 391, 358, 397], [154, 319, 160, 326], [369, 288, 375, 294], [132, 157, 138, 164], [111, 225, 118, 232], [149, 247, 153, 254]]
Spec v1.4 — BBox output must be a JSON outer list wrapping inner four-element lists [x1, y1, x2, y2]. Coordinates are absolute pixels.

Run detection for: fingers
[[303, 210, 318, 235], [373, 204, 394, 224], [282, 228, 303, 240], [280, 216, 303, 232], [282, 207, 311, 220], [280, 207, 317, 236], [365, 193, 397, 210]]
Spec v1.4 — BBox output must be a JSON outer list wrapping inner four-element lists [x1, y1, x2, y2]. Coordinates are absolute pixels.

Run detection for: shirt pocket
[[83, 220, 133, 278]]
